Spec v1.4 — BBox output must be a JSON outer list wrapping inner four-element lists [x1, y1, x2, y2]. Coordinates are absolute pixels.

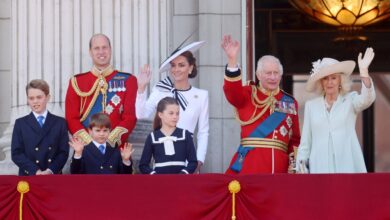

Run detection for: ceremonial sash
[[230, 94, 292, 173], [81, 72, 130, 127]]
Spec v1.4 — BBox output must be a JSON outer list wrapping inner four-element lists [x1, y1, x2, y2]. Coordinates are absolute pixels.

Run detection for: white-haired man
[[221, 35, 301, 174]]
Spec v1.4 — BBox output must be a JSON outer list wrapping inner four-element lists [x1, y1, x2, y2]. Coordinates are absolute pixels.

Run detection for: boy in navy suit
[[69, 113, 133, 174], [11, 79, 70, 176]]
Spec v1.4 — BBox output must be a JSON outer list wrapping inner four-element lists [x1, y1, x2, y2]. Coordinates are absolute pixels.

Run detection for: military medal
[[111, 95, 121, 106], [121, 80, 126, 92], [286, 116, 292, 128], [289, 103, 297, 115], [105, 104, 114, 115], [275, 100, 297, 115], [279, 125, 288, 137], [113, 81, 118, 92], [117, 81, 122, 92], [108, 81, 113, 92]]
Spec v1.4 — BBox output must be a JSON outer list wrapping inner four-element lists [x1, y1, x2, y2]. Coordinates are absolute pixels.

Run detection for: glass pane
[[344, 0, 363, 16], [356, 9, 379, 25], [361, 0, 379, 14], [314, 11, 341, 26], [336, 9, 357, 25], [366, 13, 390, 25], [323, 0, 343, 16]]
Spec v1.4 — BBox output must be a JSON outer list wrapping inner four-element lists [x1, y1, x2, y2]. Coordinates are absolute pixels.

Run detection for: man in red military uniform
[[65, 34, 137, 147], [221, 35, 300, 174]]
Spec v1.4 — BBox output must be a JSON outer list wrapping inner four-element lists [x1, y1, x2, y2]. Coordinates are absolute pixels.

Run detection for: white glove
[[296, 160, 309, 174], [358, 47, 375, 78]]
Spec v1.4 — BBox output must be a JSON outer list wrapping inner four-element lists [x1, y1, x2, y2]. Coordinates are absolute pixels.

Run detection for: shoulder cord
[[234, 85, 277, 126]]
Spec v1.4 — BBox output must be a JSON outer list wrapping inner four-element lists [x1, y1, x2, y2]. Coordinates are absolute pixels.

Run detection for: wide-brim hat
[[159, 41, 206, 73], [306, 58, 355, 92]]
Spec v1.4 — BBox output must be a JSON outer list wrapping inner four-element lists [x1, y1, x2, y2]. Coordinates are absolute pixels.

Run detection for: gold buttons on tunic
[[36, 160, 39, 164], [35, 147, 39, 151], [48, 159, 52, 163], [109, 165, 113, 169], [100, 166, 104, 170]]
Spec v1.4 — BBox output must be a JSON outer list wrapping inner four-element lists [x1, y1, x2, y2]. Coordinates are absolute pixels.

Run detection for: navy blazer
[[70, 142, 132, 174], [11, 112, 70, 176]]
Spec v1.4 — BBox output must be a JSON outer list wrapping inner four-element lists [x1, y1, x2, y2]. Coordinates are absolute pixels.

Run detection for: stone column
[[0, 0, 169, 174], [198, 0, 244, 173]]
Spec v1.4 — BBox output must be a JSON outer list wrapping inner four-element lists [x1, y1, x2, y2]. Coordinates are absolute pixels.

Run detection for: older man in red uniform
[[221, 35, 300, 174], [65, 34, 137, 147]]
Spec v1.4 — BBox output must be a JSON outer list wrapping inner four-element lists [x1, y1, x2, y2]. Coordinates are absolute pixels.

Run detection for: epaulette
[[281, 89, 295, 99], [117, 71, 131, 75], [73, 72, 89, 77]]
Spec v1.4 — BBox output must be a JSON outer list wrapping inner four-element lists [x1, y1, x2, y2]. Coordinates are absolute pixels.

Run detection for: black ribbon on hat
[[156, 77, 188, 111], [159, 29, 198, 68]]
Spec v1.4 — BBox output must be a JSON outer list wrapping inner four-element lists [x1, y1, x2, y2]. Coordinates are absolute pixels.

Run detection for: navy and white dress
[[136, 77, 209, 163], [139, 128, 197, 174]]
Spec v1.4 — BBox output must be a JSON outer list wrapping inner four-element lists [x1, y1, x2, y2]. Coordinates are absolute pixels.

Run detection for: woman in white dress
[[136, 41, 209, 173], [296, 48, 376, 173]]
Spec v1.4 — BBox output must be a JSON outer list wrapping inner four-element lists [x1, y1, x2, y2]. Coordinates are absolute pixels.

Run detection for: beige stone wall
[[0, 0, 245, 174], [169, 0, 244, 173], [0, 0, 11, 135]]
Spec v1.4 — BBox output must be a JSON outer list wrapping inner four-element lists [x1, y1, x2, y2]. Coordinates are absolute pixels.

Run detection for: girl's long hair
[[153, 97, 179, 130]]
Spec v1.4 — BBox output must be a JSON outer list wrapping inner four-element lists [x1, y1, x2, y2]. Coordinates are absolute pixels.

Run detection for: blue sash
[[230, 94, 292, 173], [82, 72, 130, 127]]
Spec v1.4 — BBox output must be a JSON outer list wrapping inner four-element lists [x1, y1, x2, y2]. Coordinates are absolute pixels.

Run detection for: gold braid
[[234, 85, 278, 126], [71, 77, 100, 97], [71, 65, 113, 122]]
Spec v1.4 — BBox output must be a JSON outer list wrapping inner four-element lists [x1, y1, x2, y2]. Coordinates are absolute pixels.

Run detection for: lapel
[[104, 143, 116, 162], [86, 143, 105, 160], [41, 112, 57, 135], [26, 112, 42, 134], [86, 142, 116, 163], [26, 112, 49, 148]]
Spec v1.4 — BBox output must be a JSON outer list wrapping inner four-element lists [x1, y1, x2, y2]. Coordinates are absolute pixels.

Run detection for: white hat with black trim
[[159, 41, 206, 73]]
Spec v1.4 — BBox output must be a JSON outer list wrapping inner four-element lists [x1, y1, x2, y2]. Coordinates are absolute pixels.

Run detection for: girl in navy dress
[[139, 97, 197, 174]]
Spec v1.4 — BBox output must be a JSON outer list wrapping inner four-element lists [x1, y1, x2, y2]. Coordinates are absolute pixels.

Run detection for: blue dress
[[139, 128, 197, 174]]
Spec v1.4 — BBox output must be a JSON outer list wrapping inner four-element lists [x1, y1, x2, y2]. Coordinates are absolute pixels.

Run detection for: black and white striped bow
[[156, 77, 188, 111]]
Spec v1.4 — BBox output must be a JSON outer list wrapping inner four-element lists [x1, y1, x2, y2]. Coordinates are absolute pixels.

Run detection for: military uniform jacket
[[224, 68, 301, 174], [70, 142, 132, 174], [11, 112, 70, 176], [65, 67, 137, 147], [139, 128, 197, 174]]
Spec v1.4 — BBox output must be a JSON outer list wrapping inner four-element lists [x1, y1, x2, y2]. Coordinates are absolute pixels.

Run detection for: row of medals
[[101, 80, 127, 92]]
